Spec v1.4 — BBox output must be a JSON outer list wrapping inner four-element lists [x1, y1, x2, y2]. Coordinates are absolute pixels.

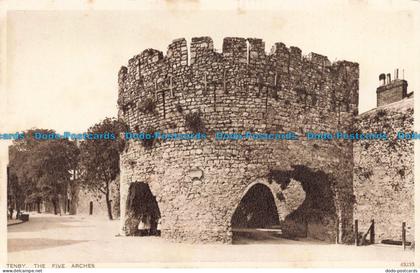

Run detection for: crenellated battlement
[[117, 36, 359, 136]]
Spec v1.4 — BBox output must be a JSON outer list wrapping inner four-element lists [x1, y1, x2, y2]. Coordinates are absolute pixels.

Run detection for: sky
[[2, 0, 420, 134]]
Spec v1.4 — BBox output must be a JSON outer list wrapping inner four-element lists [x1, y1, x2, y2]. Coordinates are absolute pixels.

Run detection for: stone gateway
[[117, 36, 360, 244]]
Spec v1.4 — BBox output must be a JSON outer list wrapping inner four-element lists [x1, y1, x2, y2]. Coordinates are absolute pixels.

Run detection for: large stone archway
[[231, 183, 280, 229], [268, 165, 339, 242]]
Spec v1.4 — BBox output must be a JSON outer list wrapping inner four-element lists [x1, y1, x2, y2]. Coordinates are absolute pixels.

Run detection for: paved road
[[8, 213, 414, 266]]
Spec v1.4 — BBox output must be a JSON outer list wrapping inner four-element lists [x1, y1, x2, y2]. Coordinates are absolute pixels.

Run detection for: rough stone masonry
[[354, 73, 414, 244], [117, 37, 360, 244]]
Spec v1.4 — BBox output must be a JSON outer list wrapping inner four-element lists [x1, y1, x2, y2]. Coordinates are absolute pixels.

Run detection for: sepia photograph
[[1, 0, 419, 270]]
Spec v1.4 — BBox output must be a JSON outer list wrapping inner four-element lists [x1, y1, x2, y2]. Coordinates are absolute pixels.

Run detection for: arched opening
[[124, 182, 161, 236], [231, 183, 280, 242], [268, 165, 338, 243]]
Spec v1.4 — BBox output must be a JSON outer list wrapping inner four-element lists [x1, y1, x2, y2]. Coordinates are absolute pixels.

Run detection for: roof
[[358, 95, 414, 118]]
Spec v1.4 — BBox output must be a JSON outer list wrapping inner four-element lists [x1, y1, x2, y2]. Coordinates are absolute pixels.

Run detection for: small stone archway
[[231, 182, 281, 230], [124, 182, 161, 236]]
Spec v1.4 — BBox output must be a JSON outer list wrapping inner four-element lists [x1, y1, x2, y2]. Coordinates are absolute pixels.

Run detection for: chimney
[[379, 73, 386, 86], [376, 71, 408, 107]]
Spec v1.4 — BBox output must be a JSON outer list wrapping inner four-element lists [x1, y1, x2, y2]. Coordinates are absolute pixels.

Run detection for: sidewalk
[[7, 213, 415, 266], [7, 219, 24, 226]]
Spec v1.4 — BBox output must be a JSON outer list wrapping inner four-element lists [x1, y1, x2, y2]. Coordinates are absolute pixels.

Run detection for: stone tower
[[117, 37, 359, 244]]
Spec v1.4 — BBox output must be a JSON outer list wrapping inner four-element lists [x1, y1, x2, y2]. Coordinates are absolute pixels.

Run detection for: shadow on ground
[[232, 229, 330, 245], [7, 215, 89, 233], [8, 238, 89, 252]]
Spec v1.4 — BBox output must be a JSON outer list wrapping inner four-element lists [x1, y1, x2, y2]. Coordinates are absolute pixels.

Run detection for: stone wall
[[74, 177, 120, 218], [353, 98, 414, 243], [117, 37, 359, 243]]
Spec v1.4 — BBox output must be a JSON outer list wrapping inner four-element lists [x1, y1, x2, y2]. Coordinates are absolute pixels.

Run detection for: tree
[[8, 129, 79, 215], [79, 118, 127, 220], [7, 154, 25, 219], [8, 137, 38, 218], [29, 139, 79, 214]]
